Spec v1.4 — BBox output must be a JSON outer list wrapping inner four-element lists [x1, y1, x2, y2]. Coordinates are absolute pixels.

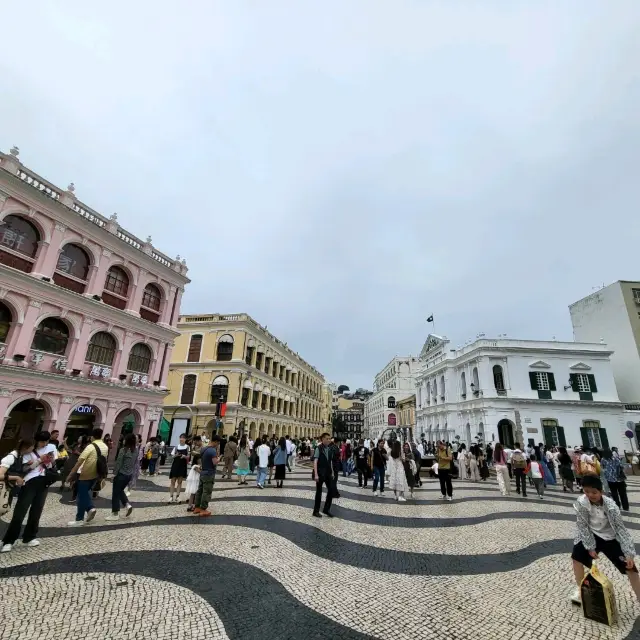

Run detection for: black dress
[[170, 445, 190, 479]]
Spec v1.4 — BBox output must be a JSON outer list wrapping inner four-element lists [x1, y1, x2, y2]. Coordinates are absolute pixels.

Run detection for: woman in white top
[[457, 445, 469, 480], [1, 431, 57, 553], [387, 441, 409, 502]]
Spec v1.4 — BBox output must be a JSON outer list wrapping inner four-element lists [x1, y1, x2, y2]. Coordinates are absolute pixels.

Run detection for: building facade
[[164, 313, 327, 441], [332, 396, 364, 441], [415, 333, 631, 452], [570, 282, 640, 404], [396, 394, 416, 439], [0, 147, 189, 457], [363, 356, 420, 440]]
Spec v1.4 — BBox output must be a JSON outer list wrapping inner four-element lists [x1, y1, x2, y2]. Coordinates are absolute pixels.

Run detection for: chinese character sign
[[90, 364, 101, 377], [31, 352, 45, 366], [131, 373, 140, 384], [52, 358, 67, 371], [100, 367, 111, 378]]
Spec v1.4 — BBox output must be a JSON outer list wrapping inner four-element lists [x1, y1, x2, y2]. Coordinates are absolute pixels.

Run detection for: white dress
[[458, 451, 468, 480], [387, 456, 409, 493]]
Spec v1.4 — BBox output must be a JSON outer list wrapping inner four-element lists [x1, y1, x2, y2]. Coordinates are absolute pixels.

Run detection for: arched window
[[103, 266, 130, 309], [211, 375, 229, 404], [216, 334, 234, 361], [31, 318, 69, 355], [460, 372, 467, 398], [140, 284, 162, 323], [180, 374, 196, 404], [472, 367, 480, 394], [0, 215, 40, 273], [388, 396, 396, 408], [0, 301, 12, 343], [127, 343, 152, 373], [85, 332, 116, 366], [54, 244, 90, 293], [493, 365, 505, 392], [187, 334, 203, 363]]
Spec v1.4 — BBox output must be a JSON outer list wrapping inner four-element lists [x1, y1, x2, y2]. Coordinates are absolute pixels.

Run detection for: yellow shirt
[[437, 447, 452, 470], [78, 440, 108, 480]]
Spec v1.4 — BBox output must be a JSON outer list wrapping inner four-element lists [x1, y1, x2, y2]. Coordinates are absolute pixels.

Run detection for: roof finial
[[146, 235, 152, 244], [9, 145, 19, 157], [67, 182, 75, 193]]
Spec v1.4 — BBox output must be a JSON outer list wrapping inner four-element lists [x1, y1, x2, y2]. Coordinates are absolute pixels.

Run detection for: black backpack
[[93, 443, 108, 479]]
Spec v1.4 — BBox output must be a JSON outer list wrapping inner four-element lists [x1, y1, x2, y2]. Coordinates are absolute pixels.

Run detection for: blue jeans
[[373, 467, 385, 493], [256, 466, 267, 486], [76, 479, 95, 521], [148, 458, 158, 474]]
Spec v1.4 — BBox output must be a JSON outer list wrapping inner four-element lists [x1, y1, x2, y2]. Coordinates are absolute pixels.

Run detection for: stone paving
[[2, 464, 640, 639]]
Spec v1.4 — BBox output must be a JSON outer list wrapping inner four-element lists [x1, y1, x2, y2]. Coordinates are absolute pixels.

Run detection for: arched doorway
[[478, 421, 485, 443], [65, 404, 102, 446], [0, 399, 50, 456], [249, 422, 257, 441], [111, 409, 141, 461], [497, 419, 515, 448]]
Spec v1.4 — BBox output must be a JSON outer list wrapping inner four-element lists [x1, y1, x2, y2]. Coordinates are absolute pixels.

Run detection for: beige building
[[396, 394, 416, 438], [164, 313, 327, 440]]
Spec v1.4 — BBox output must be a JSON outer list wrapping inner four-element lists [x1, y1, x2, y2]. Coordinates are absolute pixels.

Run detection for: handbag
[[0, 481, 11, 516]]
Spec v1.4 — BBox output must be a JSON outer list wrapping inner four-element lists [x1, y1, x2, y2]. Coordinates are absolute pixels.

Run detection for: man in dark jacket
[[313, 433, 335, 518]]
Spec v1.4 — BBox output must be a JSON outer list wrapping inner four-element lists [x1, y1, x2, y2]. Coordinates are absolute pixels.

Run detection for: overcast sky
[[2, 2, 639, 389]]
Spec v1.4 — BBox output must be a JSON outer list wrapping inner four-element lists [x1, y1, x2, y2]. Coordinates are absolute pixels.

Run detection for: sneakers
[[67, 520, 85, 527], [104, 514, 120, 521], [125, 504, 133, 517], [374, 490, 380, 497], [570, 587, 581, 605], [85, 508, 97, 523], [1, 544, 12, 553], [24, 539, 40, 547], [397, 496, 407, 502], [447, 496, 453, 501], [312, 511, 322, 518], [538, 495, 544, 499], [168, 497, 175, 504], [439, 494, 446, 500], [257, 484, 264, 489]]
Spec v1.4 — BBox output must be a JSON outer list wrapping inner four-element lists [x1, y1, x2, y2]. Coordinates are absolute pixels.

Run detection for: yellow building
[[164, 313, 327, 440], [397, 394, 416, 438]]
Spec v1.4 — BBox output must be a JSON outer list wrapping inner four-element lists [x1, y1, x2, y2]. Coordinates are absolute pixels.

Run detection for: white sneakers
[[374, 490, 380, 497], [447, 496, 453, 501], [570, 587, 581, 605], [397, 496, 407, 502], [1, 540, 41, 553], [439, 494, 446, 500], [67, 520, 85, 527], [85, 508, 97, 523], [125, 504, 133, 517]]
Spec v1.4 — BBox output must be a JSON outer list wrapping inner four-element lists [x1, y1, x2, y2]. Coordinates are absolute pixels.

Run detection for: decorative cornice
[[28, 299, 42, 308]]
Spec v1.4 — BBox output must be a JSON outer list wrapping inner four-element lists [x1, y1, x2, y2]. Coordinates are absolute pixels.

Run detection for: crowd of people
[[2, 427, 640, 610]]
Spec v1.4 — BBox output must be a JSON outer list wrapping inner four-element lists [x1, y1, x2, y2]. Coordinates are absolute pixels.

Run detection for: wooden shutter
[[569, 374, 579, 392], [557, 426, 567, 448], [580, 427, 590, 448], [548, 373, 556, 391], [187, 335, 202, 362], [587, 374, 598, 393], [543, 425, 555, 446], [529, 372, 538, 390], [180, 374, 196, 404], [599, 428, 609, 449]]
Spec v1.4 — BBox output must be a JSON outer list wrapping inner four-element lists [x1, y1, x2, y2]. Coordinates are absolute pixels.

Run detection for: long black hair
[[278, 437, 286, 451]]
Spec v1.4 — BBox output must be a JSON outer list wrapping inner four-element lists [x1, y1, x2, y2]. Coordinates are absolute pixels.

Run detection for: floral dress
[[388, 455, 409, 493]]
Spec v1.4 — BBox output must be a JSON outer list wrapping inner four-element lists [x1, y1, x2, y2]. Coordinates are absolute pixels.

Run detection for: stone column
[[159, 285, 181, 328], [32, 221, 66, 279], [9, 300, 42, 358], [0, 389, 14, 438], [115, 331, 136, 379], [126, 269, 146, 317], [70, 317, 93, 372], [87, 248, 113, 297], [158, 344, 173, 388], [56, 396, 76, 441]]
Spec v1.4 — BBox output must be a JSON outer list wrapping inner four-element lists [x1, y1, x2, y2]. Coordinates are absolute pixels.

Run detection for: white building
[[364, 356, 420, 440], [570, 281, 640, 404], [415, 334, 632, 452]]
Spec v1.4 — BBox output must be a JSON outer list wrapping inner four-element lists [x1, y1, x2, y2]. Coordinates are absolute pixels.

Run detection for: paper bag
[[581, 561, 617, 626]]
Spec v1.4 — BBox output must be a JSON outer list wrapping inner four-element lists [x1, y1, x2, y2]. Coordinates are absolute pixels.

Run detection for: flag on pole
[[427, 315, 434, 323]]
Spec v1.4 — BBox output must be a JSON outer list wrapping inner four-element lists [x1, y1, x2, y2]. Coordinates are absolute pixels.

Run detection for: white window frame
[[536, 372, 550, 390], [583, 420, 602, 448], [576, 373, 590, 393]]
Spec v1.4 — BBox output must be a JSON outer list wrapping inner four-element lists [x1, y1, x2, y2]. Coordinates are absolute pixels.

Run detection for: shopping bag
[[581, 561, 617, 626], [0, 481, 11, 516]]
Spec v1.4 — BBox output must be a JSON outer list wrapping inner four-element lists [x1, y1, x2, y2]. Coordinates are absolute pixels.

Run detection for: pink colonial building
[[0, 146, 189, 457]]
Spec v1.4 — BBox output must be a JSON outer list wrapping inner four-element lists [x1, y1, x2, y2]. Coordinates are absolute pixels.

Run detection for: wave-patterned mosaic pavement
[[2, 465, 640, 640]]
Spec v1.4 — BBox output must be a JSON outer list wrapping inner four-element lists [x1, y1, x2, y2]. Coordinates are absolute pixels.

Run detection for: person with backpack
[[104, 433, 136, 521], [1, 432, 57, 553], [511, 443, 528, 497], [0, 438, 35, 514], [66, 427, 108, 526]]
